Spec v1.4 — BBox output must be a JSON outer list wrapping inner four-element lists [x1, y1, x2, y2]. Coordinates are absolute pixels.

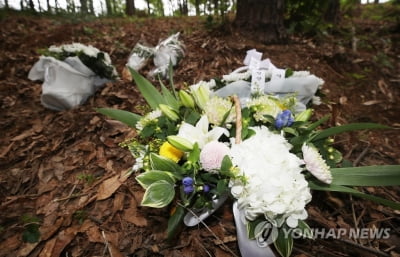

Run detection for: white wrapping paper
[[28, 56, 109, 111]]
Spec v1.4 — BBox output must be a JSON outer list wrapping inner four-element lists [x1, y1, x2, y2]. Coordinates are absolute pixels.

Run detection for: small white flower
[[291, 71, 310, 78], [200, 141, 230, 173], [203, 96, 235, 125], [48, 45, 62, 53], [136, 109, 162, 131], [177, 115, 228, 149], [247, 95, 282, 122], [312, 96, 322, 105], [222, 71, 251, 82], [302, 144, 332, 184]]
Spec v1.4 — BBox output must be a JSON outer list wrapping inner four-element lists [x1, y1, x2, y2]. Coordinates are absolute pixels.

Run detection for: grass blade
[[331, 165, 400, 186], [96, 108, 141, 128]]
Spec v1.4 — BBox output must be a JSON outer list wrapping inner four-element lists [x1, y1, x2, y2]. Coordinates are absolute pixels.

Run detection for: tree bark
[[235, 0, 286, 44], [324, 0, 340, 24], [194, 0, 201, 16], [105, 0, 113, 15], [126, 0, 136, 15], [80, 0, 88, 13]]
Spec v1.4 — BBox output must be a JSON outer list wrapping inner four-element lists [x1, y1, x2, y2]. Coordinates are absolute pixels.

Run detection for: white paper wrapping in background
[[28, 56, 110, 111], [215, 49, 324, 112]]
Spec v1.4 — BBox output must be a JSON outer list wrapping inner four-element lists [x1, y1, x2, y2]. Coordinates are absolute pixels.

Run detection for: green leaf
[[159, 79, 180, 111], [167, 205, 185, 240], [295, 220, 313, 239], [307, 115, 330, 132], [220, 155, 233, 172], [129, 68, 166, 110], [312, 123, 390, 141], [246, 219, 265, 239], [274, 228, 293, 257], [150, 153, 183, 177], [22, 224, 40, 243], [96, 108, 141, 128], [141, 180, 175, 208], [187, 143, 200, 164], [308, 180, 400, 210], [136, 170, 176, 189], [331, 165, 400, 186]]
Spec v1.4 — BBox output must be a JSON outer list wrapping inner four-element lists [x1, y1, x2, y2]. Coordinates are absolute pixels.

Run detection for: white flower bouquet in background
[[28, 43, 118, 111], [98, 50, 400, 257], [126, 32, 185, 79]]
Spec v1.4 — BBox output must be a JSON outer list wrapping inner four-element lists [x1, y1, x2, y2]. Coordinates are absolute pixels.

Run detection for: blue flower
[[203, 184, 210, 193], [275, 110, 294, 129], [183, 185, 194, 194], [182, 177, 194, 186]]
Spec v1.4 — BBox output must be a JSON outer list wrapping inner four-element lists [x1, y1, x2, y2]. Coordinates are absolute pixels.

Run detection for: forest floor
[[0, 6, 400, 257]]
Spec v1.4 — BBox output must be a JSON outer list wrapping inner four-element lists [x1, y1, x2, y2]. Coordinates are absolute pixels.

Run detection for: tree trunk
[[235, 0, 286, 44], [194, 0, 201, 16], [80, 0, 88, 13], [374, 0, 379, 3], [105, 0, 113, 15], [88, 0, 95, 14], [126, 0, 136, 15], [324, 0, 340, 24], [28, 0, 35, 10], [213, 0, 219, 15], [146, 0, 150, 14]]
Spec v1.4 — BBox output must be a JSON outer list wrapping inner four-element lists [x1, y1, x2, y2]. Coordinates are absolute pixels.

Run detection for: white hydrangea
[[247, 95, 282, 122], [48, 45, 63, 53], [229, 126, 312, 228], [203, 96, 236, 125], [222, 70, 251, 83], [291, 71, 311, 78], [136, 109, 162, 131]]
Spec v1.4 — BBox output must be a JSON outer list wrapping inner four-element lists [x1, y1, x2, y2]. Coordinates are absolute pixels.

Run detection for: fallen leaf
[[96, 170, 130, 200]]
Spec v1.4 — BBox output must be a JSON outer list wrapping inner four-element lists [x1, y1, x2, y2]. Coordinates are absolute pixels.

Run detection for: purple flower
[[275, 110, 294, 129], [182, 177, 194, 186], [203, 184, 210, 193], [183, 185, 194, 194]]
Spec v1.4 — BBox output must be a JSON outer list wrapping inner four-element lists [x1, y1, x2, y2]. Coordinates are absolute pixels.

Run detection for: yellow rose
[[159, 142, 183, 163]]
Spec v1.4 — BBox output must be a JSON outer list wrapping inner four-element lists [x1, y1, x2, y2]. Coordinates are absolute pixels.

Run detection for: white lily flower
[[177, 115, 228, 148]]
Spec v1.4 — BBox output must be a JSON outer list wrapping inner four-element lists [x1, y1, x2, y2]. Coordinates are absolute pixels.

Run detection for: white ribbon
[[183, 194, 228, 227]]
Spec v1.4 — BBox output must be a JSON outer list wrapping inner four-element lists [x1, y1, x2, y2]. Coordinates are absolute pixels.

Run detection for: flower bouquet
[[28, 43, 118, 111], [126, 32, 185, 79], [98, 51, 400, 257]]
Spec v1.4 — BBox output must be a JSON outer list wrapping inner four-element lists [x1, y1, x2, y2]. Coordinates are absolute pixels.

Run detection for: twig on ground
[[182, 204, 239, 257], [337, 238, 391, 257]]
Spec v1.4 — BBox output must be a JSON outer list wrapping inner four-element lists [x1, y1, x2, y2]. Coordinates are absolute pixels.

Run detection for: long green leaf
[[331, 165, 400, 186], [96, 108, 141, 128], [167, 205, 185, 240], [129, 68, 165, 110], [312, 123, 390, 141], [309, 180, 400, 210], [274, 228, 293, 257], [159, 78, 180, 111]]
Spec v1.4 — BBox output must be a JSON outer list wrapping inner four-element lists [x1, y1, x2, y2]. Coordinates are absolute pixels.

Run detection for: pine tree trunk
[[105, 0, 113, 15], [235, 0, 286, 44], [324, 0, 340, 24], [80, 0, 88, 13], [194, 0, 200, 16], [126, 0, 135, 15]]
